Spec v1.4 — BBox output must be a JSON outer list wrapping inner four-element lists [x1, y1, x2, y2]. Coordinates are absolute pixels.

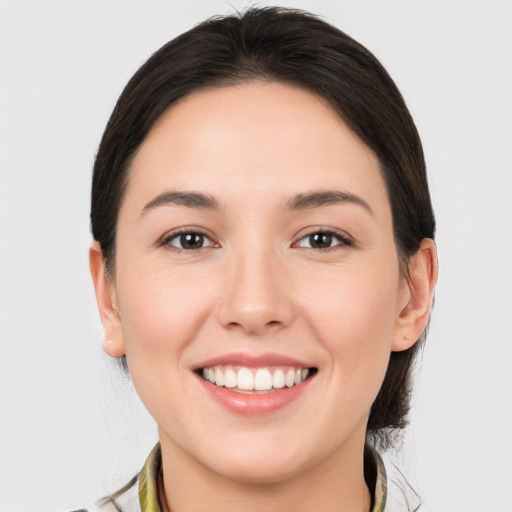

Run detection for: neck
[[158, 430, 372, 512]]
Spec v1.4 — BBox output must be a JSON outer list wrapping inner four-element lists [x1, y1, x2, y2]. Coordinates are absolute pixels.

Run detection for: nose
[[216, 246, 295, 336]]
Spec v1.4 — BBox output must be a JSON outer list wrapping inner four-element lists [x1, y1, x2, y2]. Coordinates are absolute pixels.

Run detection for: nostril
[[224, 319, 283, 335]]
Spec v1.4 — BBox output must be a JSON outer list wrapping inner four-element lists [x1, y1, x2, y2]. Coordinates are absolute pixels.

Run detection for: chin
[[191, 433, 318, 485], [210, 455, 307, 485]]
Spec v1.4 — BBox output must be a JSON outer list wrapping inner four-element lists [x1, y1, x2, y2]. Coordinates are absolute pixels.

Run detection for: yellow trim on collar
[[138, 442, 387, 512], [371, 447, 387, 512], [138, 443, 163, 511]]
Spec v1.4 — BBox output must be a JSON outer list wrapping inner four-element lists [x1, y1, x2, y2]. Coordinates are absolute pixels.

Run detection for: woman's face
[[105, 82, 413, 482]]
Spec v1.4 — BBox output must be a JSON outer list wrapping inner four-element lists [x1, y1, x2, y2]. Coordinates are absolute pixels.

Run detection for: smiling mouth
[[197, 365, 317, 394]]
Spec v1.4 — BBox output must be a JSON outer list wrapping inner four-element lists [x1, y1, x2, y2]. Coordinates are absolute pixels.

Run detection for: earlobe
[[89, 241, 126, 357], [102, 337, 126, 358], [392, 238, 438, 351]]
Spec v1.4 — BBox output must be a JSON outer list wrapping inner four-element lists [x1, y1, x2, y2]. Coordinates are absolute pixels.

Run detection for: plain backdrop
[[1, 1, 511, 511]]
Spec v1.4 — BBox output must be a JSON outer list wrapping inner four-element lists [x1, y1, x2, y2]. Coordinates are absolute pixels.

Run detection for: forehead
[[124, 81, 390, 217]]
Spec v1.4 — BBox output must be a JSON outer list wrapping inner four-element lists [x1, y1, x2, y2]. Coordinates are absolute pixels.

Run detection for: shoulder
[[383, 458, 422, 512], [66, 475, 140, 512], [365, 445, 423, 512], [69, 444, 161, 512]]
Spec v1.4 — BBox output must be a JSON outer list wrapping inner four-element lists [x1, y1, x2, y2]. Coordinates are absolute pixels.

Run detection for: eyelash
[[293, 229, 353, 251], [159, 228, 217, 252], [159, 228, 353, 253]]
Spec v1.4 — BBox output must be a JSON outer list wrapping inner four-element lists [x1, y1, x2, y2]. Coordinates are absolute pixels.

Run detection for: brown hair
[[91, 6, 435, 447]]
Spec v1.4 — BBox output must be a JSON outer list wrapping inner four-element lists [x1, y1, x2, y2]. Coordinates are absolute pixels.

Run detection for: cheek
[[299, 257, 400, 398], [115, 263, 217, 369], [302, 257, 399, 340], [113, 263, 222, 434]]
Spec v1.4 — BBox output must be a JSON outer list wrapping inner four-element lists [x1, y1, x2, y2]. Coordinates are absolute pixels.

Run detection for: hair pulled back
[[91, 6, 435, 448]]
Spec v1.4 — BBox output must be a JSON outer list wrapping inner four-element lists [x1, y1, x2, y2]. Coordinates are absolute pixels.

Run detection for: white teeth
[[224, 368, 237, 388], [237, 368, 254, 390], [254, 369, 272, 391], [201, 365, 313, 392], [272, 369, 285, 389], [215, 368, 224, 387]]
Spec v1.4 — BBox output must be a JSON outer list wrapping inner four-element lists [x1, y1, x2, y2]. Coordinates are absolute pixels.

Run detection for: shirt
[[74, 443, 421, 512]]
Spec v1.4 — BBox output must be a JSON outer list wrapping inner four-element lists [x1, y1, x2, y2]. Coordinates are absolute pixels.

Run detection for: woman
[[87, 7, 437, 512]]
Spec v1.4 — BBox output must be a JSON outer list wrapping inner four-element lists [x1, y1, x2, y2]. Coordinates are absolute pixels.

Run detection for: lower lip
[[196, 374, 314, 415]]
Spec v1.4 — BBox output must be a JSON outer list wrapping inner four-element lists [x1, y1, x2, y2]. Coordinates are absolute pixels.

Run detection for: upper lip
[[192, 352, 315, 370]]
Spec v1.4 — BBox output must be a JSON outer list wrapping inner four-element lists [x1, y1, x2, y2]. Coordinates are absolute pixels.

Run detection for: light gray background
[[1, 1, 511, 511]]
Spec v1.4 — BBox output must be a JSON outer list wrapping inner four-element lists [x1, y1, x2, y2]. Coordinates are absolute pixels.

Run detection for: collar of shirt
[[86, 442, 422, 511], [136, 443, 391, 512]]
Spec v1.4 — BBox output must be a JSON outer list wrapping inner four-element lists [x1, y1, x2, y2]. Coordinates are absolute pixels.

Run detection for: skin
[[90, 82, 437, 512]]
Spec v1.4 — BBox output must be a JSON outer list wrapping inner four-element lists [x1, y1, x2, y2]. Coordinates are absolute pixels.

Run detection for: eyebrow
[[141, 189, 373, 217], [141, 191, 219, 215], [286, 190, 373, 216]]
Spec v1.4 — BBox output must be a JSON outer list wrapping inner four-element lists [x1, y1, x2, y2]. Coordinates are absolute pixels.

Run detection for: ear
[[392, 238, 438, 351], [89, 241, 126, 357]]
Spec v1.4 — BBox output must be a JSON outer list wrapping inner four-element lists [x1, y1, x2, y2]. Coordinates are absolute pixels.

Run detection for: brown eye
[[165, 231, 215, 250], [180, 233, 204, 249], [308, 233, 333, 249], [296, 230, 352, 250]]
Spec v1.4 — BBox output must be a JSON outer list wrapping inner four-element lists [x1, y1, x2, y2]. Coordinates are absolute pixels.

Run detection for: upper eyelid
[[292, 231, 354, 254], [159, 227, 219, 247], [293, 227, 353, 243]]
